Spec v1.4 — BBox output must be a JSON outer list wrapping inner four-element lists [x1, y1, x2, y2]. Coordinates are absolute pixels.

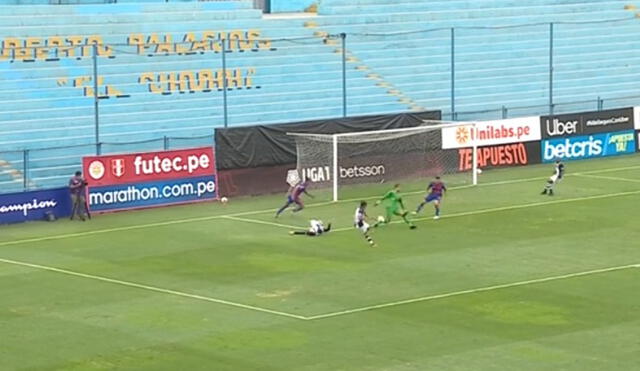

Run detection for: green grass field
[[1, 155, 639, 371]]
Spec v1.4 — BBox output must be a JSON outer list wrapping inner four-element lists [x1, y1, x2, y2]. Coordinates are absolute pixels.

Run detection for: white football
[[377, 215, 385, 222], [220, 196, 228, 203], [476, 168, 483, 174]]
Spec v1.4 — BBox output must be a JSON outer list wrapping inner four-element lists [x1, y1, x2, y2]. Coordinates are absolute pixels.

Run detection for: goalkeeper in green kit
[[374, 184, 417, 229]]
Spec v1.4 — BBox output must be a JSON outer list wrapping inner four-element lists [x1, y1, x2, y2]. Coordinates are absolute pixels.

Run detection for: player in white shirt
[[355, 201, 376, 247], [541, 160, 565, 196], [289, 219, 331, 236]]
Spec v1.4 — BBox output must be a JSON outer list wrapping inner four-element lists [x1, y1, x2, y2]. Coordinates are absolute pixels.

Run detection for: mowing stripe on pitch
[[331, 188, 640, 232], [1, 164, 638, 248], [574, 173, 640, 184], [0, 257, 307, 321], [306, 263, 640, 320], [223, 215, 301, 230]]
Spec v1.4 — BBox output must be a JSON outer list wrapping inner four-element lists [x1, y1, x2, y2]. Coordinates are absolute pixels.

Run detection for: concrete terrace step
[[0, 1, 256, 15], [314, 11, 631, 27], [319, 0, 617, 8], [319, 2, 628, 16]]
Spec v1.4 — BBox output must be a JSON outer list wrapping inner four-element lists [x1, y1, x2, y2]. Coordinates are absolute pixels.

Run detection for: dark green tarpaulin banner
[[215, 111, 441, 170]]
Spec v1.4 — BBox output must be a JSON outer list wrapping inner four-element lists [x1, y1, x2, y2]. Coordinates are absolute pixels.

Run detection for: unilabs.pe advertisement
[[83, 147, 217, 212], [441, 116, 541, 149]]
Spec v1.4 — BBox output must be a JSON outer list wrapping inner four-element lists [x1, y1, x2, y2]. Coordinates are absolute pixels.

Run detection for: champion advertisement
[[457, 141, 541, 171], [0, 187, 72, 224], [541, 130, 636, 163], [441, 116, 541, 149], [83, 147, 217, 212], [541, 107, 634, 138]]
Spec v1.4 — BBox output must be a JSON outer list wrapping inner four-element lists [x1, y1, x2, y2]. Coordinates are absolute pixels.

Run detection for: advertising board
[[83, 147, 217, 212], [540, 107, 634, 138], [0, 187, 71, 224], [457, 141, 541, 171], [541, 130, 636, 162], [442, 116, 541, 149]]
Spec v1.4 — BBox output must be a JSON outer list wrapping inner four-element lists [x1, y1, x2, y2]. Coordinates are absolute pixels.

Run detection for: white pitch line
[[1, 164, 638, 248], [223, 215, 301, 230], [577, 164, 640, 175], [0, 258, 637, 322], [574, 173, 640, 184], [306, 263, 640, 320], [0, 257, 308, 321]]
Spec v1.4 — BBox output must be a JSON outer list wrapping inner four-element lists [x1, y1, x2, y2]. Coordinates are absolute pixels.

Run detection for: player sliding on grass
[[354, 201, 376, 247], [373, 184, 416, 229], [289, 219, 331, 236], [275, 179, 313, 217], [541, 159, 565, 196], [414, 176, 447, 219]]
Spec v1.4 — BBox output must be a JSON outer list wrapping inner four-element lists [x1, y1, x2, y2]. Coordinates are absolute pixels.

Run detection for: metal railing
[[0, 135, 214, 194]]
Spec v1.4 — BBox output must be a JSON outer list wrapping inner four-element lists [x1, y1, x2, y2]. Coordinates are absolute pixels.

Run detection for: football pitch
[[1, 155, 639, 371]]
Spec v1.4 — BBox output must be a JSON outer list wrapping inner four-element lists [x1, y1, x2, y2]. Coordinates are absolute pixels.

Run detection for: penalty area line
[[573, 173, 640, 184], [306, 263, 640, 320], [223, 215, 301, 230], [0, 257, 308, 321]]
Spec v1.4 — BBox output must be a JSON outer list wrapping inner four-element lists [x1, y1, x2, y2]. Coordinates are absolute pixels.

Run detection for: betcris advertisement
[[541, 130, 636, 163], [0, 187, 71, 224], [83, 147, 217, 212]]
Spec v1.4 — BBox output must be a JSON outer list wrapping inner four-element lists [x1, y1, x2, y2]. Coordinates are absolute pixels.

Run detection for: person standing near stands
[[69, 171, 88, 221]]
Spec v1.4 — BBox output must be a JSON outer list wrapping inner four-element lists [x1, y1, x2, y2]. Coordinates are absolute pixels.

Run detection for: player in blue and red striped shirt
[[414, 176, 447, 219], [275, 180, 313, 217]]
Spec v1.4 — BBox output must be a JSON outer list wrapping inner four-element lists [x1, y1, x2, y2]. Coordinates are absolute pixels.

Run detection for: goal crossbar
[[286, 121, 472, 139]]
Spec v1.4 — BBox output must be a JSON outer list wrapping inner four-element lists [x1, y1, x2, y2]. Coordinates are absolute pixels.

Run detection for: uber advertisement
[[82, 147, 217, 212], [540, 107, 634, 138]]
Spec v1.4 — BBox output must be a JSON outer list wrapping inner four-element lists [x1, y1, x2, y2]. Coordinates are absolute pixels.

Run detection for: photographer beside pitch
[[69, 170, 89, 221]]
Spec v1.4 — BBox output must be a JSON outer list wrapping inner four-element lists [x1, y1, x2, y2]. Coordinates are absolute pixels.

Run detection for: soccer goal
[[288, 121, 478, 201]]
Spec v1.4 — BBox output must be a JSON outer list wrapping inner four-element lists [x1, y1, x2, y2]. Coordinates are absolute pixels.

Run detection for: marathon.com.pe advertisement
[[0, 187, 72, 224], [83, 147, 217, 212]]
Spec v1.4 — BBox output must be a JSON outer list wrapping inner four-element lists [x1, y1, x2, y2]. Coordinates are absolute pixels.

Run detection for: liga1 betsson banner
[[82, 147, 217, 212], [441, 116, 541, 149]]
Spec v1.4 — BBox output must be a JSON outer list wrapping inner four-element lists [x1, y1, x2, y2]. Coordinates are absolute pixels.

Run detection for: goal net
[[289, 122, 478, 201]]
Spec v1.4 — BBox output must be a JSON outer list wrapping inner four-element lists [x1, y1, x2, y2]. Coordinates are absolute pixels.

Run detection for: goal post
[[289, 121, 478, 201]]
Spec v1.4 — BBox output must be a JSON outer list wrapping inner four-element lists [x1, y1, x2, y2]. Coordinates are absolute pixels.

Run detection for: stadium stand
[[1, 0, 639, 192]]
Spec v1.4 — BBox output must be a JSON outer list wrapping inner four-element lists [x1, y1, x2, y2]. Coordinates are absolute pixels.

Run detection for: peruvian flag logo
[[111, 158, 126, 178]]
